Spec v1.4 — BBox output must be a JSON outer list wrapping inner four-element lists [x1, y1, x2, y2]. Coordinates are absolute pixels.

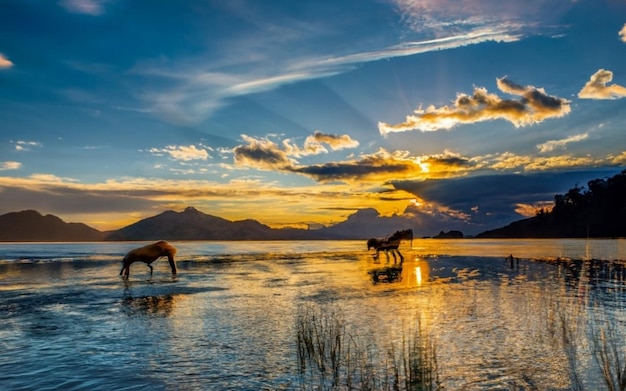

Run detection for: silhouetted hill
[[104, 206, 338, 240], [0, 210, 104, 242], [432, 230, 464, 239], [104, 207, 413, 241], [478, 169, 626, 238]]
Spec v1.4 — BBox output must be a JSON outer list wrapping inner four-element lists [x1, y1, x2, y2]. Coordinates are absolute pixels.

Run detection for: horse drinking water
[[120, 241, 177, 278], [367, 229, 413, 264]]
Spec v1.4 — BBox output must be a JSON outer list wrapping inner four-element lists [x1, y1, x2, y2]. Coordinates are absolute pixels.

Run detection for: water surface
[[1, 239, 625, 390]]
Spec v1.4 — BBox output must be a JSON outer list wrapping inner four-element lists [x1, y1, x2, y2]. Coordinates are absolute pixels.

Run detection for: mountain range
[[2, 170, 625, 241], [0, 207, 417, 242]]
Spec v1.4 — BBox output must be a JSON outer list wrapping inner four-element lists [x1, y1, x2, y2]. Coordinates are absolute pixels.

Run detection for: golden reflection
[[407, 257, 430, 287]]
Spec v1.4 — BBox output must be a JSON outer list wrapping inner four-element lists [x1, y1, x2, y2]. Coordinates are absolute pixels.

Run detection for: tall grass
[[553, 290, 626, 391], [590, 316, 626, 391], [296, 306, 440, 390]]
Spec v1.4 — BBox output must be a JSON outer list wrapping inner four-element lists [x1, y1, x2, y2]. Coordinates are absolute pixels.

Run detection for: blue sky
[[1, 0, 625, 235]]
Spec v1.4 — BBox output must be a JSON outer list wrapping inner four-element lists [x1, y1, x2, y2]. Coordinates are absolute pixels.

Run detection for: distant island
[[1, 169, 625, 241]]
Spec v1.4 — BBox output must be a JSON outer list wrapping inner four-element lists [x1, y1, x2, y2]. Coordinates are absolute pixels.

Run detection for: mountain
[[477, 169, 626, 238], [104, 206, 416, 241], [0, 210, 104, 242], [104, 206, 332, 241]]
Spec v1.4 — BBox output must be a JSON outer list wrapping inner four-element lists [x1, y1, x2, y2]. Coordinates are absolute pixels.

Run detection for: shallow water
[[0, 239, 625, 390]]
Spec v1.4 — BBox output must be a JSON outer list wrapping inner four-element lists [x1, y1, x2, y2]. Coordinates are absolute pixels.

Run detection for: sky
[[1, 0, 625, 236]]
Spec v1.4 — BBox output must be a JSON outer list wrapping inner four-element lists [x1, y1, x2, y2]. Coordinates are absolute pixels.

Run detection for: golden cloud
[[514, 201, 554, 217], [578, 69, 626, 99], [489, 152, 600, 171], [536, 133, 589, 153], [379, 77, 570, 134], [0, 54, 13, 69], [620, 23, 626, 43], [287, 148, 476, 183], [283, 131, 359, 157]]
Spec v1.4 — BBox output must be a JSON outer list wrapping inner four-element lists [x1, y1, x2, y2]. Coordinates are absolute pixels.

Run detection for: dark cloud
[[391, 169, 620, 233], [286, 156, 415, 182], [233, 135, 294, 170], [0, 186, 163, 216]]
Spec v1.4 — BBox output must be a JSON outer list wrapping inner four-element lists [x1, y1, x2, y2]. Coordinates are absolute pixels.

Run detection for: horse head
[[367, 238, 380, 250]]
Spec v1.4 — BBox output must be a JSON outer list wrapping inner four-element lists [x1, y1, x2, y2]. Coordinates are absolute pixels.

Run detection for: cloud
[[0, 53, 13, 69], [283, 131, 359, 157], [132, 13, 523, 125], [234, 131, 360, 170], [488, 151, 603, 171], [287, 149, 475, 183], [578, 69, 626, 99], [306, 131, 359, 151], [620, 23, 626, 43], [391, 169, 618, 230], [536, 133, 589, 153], [13, 140, 43, 151], [378, 77, 571, 134], [609, 151, 626, 165], [392, 0, 567, 37], [233, 135, 296, 170], [149, 144, 211, 161], [59, 0, 109, 15], [514, 201, 554, 218], [232, 131, 478, 183], [0, 161, 21, 170]]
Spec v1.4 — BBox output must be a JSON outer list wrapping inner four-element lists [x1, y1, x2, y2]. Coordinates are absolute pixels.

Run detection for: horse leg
[[373, 249, 380, 263], [397, 249, 404, 265], [148, 263, 153, 276]]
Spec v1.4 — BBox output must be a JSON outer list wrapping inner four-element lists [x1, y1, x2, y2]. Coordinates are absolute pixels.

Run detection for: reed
[[296, 306, 440, 390], [552, 293, 626, 391], [589, 316, 626, 391]]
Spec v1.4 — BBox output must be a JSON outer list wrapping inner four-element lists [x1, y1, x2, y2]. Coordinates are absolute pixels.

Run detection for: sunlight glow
[[416, 266, 422, 285]]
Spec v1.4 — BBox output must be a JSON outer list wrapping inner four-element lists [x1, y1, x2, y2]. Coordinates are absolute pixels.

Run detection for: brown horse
[[120, 241, 177, 278], [367, 229, 413, 264]]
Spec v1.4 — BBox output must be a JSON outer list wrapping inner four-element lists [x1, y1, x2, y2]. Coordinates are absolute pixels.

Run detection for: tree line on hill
[[478, 169, 626, 238]]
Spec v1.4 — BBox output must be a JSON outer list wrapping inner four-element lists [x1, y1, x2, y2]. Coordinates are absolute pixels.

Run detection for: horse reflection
[[368, 266, 403, 284], [121, 294, 177, 317], [367, 229, 413, 264], [120, 241, 177, 278]]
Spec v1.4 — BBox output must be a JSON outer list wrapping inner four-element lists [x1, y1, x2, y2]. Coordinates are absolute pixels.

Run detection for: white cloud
[[619, 23, 626, 43], [536, 133, 589, 153], [149, 145, 211, 161], [133, 26, 521, 125], [14, 140, 43, 151], [0, 161, 21, 170]]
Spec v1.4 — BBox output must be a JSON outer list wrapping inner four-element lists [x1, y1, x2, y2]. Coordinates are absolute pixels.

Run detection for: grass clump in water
[[296, 306, 440, 390]]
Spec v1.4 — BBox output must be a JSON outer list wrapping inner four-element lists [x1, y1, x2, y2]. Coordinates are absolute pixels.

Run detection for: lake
[[1, 239, 625, 390]]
